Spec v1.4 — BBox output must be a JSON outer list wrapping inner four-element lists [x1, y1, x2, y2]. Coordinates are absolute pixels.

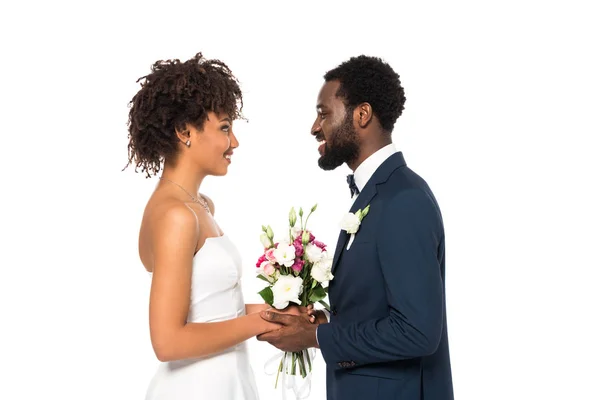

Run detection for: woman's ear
[[175, 124, 192, 147]]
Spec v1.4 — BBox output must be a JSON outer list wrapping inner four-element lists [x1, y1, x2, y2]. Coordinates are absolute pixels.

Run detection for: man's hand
[[306, 304, 328, 325], [280, 305, 316, 323], [256, 310, 319, 352]]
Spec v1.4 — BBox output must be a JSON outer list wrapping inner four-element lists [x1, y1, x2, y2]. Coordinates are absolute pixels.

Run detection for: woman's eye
[[221, 125, 231, 133]]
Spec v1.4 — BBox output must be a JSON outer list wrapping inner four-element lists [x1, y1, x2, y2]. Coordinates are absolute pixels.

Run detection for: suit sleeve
[[317, 189, 444, 369]]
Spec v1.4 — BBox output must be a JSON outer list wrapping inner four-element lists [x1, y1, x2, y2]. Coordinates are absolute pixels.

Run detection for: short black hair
[[324, 55, 406, 133], [125, 52, 244, 177]]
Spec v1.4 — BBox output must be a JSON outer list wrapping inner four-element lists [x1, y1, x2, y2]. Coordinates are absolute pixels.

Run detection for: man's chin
[[318, 156, 344, 171]]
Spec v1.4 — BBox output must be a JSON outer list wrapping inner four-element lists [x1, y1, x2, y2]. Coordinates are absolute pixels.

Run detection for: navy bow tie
[[346, 174, 360, 198]]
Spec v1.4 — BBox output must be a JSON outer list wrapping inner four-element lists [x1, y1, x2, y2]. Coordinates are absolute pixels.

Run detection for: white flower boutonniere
[[340, 205, 370, 250]]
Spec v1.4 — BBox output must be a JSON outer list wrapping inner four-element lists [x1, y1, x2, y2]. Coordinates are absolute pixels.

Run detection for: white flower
[[273, 244, 296, 267], [276, 235, 290, 245], [260, 233, 271, 249], [340, 205, 370, 235], [305, 243, 324, 263], [291, 226, 302, 238], [340, 212, 361, 234], [311, 255, 334, 283], [271, 274, 303, 309]]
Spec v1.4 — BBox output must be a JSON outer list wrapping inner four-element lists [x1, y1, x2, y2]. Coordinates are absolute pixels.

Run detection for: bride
[[124, 52, 311, 399]]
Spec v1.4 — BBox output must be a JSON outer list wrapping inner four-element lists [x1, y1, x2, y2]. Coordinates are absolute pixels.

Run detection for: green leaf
[[318, 299, 330, 311], [311, 280, 318, 289], [309, 285, 327, 303], [311, 203, 318, 212], [362, 204, 370, 218], [256, 275, 271, 283], [258, 287, 274, 305]]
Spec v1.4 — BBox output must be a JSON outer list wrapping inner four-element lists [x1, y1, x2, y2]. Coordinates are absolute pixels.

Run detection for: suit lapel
[[331, 185, 377, 273], [331, 230, 348, 274], [331, 152, 407, 273]]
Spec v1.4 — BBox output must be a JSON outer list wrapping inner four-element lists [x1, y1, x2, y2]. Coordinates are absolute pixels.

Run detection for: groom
[[258, 55, 454, 399]]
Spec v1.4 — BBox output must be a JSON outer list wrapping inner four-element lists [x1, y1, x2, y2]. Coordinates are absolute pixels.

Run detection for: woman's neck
[[160, 163, 205, 196]]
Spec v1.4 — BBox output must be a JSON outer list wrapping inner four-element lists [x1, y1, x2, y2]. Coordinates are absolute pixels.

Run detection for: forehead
[[317, 80, 343, 109], [207, 110, 233, 122]]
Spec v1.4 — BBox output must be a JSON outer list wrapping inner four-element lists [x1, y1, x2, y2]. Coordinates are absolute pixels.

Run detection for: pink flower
[[291, 259, 305, 273], [295, 231, 316, 243], [293, 240, 304, 257], [313, 240, 327, 250], [256, 254, 267, 268], [261, 261, 276, 276], [265, 248, 277, 263]]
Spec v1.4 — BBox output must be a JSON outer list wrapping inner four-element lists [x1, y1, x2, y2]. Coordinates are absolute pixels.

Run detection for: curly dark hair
[[324, 55, 406, 133], [125, 52, 244, 177]]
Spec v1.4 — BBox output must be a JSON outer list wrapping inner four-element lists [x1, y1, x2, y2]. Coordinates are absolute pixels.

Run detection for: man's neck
[[348, 139, 393, 172]]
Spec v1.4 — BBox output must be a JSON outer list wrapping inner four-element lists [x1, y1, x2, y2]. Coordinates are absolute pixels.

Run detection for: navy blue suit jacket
[[317, 152, 454, 399]]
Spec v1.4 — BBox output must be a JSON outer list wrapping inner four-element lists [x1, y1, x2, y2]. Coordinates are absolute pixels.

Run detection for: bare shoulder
[[142, 200, 199, 260], [151, 201, 198, 236]]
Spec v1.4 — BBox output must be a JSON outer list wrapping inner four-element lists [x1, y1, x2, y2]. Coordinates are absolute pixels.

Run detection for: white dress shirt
[[316, 143, 398, 344], [352, 143, 398, 197]]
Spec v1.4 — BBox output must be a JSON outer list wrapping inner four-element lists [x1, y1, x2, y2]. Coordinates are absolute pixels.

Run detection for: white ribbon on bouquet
[[264, 348, 317, 400]]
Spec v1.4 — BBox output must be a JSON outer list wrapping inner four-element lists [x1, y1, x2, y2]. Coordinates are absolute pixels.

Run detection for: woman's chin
[[212, 167, 229, 177]]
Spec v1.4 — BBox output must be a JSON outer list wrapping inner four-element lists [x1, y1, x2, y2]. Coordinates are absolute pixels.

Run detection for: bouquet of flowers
[[255, 204, 333, 397]]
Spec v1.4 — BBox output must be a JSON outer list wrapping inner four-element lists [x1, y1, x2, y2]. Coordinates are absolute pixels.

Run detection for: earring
[[185, 140, 191, 147]]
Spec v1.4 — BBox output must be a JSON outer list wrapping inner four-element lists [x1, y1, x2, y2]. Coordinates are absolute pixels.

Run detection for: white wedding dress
[[145, 234, 260, 399]]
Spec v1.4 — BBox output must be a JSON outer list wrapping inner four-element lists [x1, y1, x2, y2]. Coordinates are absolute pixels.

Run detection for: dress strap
[[185, 203, 201, 253]]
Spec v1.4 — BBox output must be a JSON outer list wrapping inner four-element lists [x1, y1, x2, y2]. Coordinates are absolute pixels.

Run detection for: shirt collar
[[353, 143, 397, 191]]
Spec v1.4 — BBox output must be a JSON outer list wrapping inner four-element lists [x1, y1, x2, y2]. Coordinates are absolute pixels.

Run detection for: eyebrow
[[220, 117, 233, 123], [316, 103, 327, 110]]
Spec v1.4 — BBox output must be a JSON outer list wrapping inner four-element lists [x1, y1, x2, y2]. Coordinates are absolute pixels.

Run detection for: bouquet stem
[[298, 351, 307, 378], [275, 357, 284, 388], [274, 350, 312, 388]]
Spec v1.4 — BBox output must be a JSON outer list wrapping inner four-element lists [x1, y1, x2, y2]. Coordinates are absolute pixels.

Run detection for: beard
[[318, 111, 360, 171]]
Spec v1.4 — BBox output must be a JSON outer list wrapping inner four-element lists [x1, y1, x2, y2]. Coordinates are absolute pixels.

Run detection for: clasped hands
[[256, 304, 327, 352]]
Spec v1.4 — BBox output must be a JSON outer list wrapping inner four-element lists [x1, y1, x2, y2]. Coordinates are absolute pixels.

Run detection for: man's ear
[[355, 103, 373, 128]]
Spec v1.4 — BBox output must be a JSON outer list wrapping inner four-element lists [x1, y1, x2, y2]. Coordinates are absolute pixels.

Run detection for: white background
[[1, 1, 599, 399]]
